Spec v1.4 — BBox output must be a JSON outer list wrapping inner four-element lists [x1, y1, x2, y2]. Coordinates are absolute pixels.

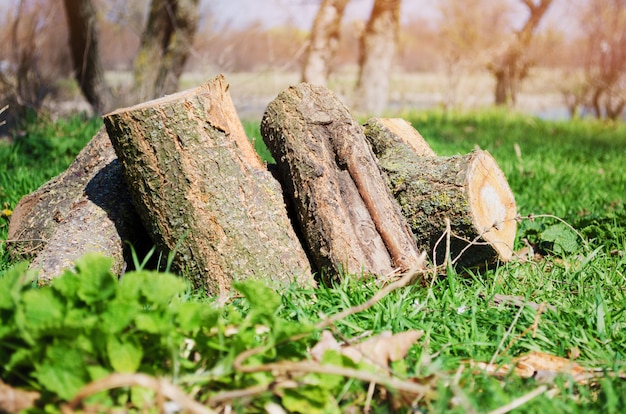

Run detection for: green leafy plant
[[519, 219, 581, 256], [0, 254, 217, 404]]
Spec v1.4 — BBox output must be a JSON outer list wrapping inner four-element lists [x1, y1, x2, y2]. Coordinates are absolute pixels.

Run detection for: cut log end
[[467, 151, 517, 261], [364, 118, 517, 267]]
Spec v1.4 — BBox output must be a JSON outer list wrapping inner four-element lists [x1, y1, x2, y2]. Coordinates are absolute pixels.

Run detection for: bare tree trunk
[[301, 0, 350, 86], [353, 0, 401, 115], [132, 0, 199, 103], [489, 0, 552, 106], [63, 0, 113, 115]]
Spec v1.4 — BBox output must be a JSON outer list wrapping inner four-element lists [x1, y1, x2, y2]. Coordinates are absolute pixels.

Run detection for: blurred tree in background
[[301, 0, 349, 86], [353, 0, 401, 114], [0, 0, 70, 132], [63, 0, 112, 114], [0, 0, 623, 125], [131, 0, 200, 103], [571, 0, 625, 120], [487, 0, 553, 106]]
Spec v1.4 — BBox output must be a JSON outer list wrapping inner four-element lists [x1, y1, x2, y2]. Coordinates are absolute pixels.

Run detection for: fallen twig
[[62, 373, 215, 414], [213, 359, 435, 403], [218, 256, 434, 405], [488, 385, 548, 414]]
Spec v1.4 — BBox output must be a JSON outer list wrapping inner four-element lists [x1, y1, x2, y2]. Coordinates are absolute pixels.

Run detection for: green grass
[[1, 110, 626, 412], [0, 114, 101, 269]]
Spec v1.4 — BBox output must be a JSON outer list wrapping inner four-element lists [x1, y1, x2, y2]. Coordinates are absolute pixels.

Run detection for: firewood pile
[[8, 75, 517, 295]]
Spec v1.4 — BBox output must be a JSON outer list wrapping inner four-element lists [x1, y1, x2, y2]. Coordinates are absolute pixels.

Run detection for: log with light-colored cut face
[[466, 152, 516, 261], [364, 118, 517, 267]]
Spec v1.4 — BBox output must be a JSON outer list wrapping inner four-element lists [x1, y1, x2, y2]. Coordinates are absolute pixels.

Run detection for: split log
[[261, 84, 422, 279], [364, 118, 517, 267], [7, 127, 146, 282], [104, 75, 312, 296]]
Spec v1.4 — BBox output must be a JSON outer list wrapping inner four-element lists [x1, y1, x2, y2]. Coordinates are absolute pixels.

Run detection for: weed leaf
[[542, 224, 580, 255], [35, 344, 89, 400], [21, 288, 64, 334], [174, 301, 218, 332], [139, 272, 187, 305], [100, 301, 139, 333], [282, 385, 340, 414], [0, 262, 34, 310], [69, 254, 117, 304], [107, 336, 143, 373], [234, 280, 281, 319], [135, 312, 167, 334]]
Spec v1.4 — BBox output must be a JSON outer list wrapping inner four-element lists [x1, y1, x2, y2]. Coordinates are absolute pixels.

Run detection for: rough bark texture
[[353, 0, 401, 115], [132, 0, 200, 103], [364, 118, 517, 267], [104, 75, 312, 296], [261, 83, 421, 280], [7, 127, 145, 282], [364, 118, 436, 158], [63, 0, 113, 114], [301, 0, 350, 86]]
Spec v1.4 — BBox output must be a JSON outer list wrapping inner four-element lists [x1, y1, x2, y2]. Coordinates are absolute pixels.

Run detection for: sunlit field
[[1, 105, 625, 412]]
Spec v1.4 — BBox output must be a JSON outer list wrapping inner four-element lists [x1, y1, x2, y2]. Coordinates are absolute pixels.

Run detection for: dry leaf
[[310, 330, 424, 370], [568, 347, 580, 360], [514, 351, 588, 381], [353, 330, 424, 368], [469, 351, 615, 384], [0, 380, 40, 413], [310, 330, 343, 362]]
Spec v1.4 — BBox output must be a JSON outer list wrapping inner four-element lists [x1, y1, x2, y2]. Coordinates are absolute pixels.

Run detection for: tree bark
[[261, 84, 422, 280], [353, 0, 401, 115], [63, 0, 113, 115], [132, 0, 200, 103], [8, 128, 145, 283], [364, 118, 517, 267], [301, 0, 350, 86], [363, 118, 436, 158], [104, 75, 312, 296]]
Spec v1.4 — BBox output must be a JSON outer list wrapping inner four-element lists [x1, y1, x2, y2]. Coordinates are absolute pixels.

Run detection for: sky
[[206, 0, 438, 29], [204, 0, 577, 34]]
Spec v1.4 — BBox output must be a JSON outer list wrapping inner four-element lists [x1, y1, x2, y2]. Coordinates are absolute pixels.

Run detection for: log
[[364, 118, 517, 267], [363, 118, 436, 157], [103, 75, 313, 296], [261, 84, 422, 279], [7, 127, 146, 282]]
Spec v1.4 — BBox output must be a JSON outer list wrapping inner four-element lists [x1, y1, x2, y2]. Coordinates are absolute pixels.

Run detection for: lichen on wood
[[364, 118, 516, 267], [104, 75, 312, 296], [8, 127, 146, 282]]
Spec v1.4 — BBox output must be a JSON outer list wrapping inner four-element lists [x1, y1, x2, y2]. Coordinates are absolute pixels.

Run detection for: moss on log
[[364, 118, 517, 267], [104, 75, 312, 296]]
